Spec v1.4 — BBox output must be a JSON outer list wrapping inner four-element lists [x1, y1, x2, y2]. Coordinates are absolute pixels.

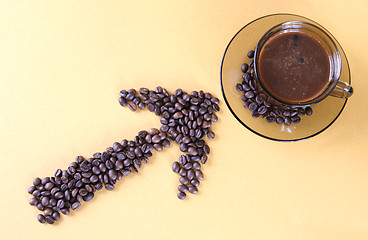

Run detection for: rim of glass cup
[[253, 20, 342, 106], [220, 13, 350, 142]]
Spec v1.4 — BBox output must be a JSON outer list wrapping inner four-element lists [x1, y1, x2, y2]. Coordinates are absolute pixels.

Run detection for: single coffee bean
[[105, 184, 115, 191], [79, 188, 88, 197], [188, 186, 198, 194], [119, 97, 127, 107], [276, 116, 284, 124], [191, 179, 200, 187], [71, 202, 81, 210], [45, 216, 55, 224], [41, 197, 49, 207], [37, 214, 46, 223], [187, 169, 195, 180], [241, 63, 249, 73], [284, 116, 292, 125], [44, 208, 53, 216], [128, 102, 137, 111], [291, 115, 301, 123], [37, 203, 45, 211], [178, 185, 188, 192], [247, 50, 255, 58], [57, 199, 65, 209], [305, 106, 313, 116], [172, 162, 180, 173], [245, 91, 255, 99], [195, 170, 204, 180], [83, 192, 94, 202], [52, 211, 60, 221], [266, 116, 276, 123], [188, 147, 198, 156], [151, 135, 161, 144], [60, 208, 70, 215], [249, 102, 258, 112], [184, 163, 192, 170], [179, 177, 189, 185], [108, 169, 117, 181], [55, 192, 64, 199], [192, 162, 201, 170], [33, 177, 41, 186], [177, 192, 186, 200], [236, 83, 243, 92], [28, 186, 36, 194], [29, 198, 38, 206]]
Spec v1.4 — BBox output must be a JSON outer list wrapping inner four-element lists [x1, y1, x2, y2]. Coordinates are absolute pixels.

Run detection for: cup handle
[[330, 80, 353, 98]]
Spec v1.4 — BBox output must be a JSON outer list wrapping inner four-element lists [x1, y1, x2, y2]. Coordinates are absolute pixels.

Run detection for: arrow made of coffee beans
[[28, 87, 220, 224]]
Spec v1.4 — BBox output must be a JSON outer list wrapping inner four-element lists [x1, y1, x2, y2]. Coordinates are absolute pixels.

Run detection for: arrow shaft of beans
[[28, 87, 220, 224]]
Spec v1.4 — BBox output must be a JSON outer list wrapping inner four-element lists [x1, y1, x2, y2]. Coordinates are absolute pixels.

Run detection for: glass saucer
[[220, 14, 351, 142]]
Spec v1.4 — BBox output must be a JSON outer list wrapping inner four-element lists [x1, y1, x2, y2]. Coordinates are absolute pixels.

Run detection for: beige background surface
[[1, 0, 368, 239]]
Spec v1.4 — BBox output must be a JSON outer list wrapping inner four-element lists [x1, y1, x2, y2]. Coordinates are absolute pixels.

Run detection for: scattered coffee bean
[[177, 192, 186, 200], [45, 216, 55, 224], [188, 186, 198, 194], [37, 214, 46, 223], [247, 50, 255, 58]]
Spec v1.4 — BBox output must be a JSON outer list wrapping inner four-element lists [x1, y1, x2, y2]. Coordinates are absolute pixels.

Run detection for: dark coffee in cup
[[258, 31, 330, 103], [254, 21, 353, 106]]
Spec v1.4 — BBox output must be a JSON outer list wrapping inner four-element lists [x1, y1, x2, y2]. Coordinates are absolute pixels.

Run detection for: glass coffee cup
[[254, 21, 353, 106]]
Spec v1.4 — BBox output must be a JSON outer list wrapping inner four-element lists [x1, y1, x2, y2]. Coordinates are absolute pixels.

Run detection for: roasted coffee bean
[[172, 162, 180, 173], [57, 199, 65, 209], [192, 162, 201, 170], [245, 91, 255, 99], [188, 147, 198, 156], [195, 170, 204, 180], [60, 208, 70, 215], [71, 202, 81, 210], [44, 208, 53, 216], [83, 192, 94, 202], [241, 63, 249, 73], [284, 116, 292, 125], [52, 211, 60, 221], [45, 216, 55, 224], [179, 177, 189, 185], [37, 203, 45, 211], [79, 188, 88, 197], [41, 177, 50, 185], [266, 116, 276, 123], [128, 102, 137, 111], [236, 83, 243, 92], [188, 186, 198, 194], [33, 178, 41, 186], [177, 192, 186, 200], [276, 116, 284, 124], [291, 116, 301, 123], [37, 214, 46, 223], [249, 102, 258, 112], [305, 106, 313, 116], [105, 184, 114, 191], [247, 50, 255, 58], [119, 97, 127, 107], [191, 179, 200, 187], [29, 198, 38, 206], [187, 169, 195, 180], [178, 185, 188, 192], [179, 168, 187, 177], [108, 169, 117, 180], [28, 186, 36, 194]]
